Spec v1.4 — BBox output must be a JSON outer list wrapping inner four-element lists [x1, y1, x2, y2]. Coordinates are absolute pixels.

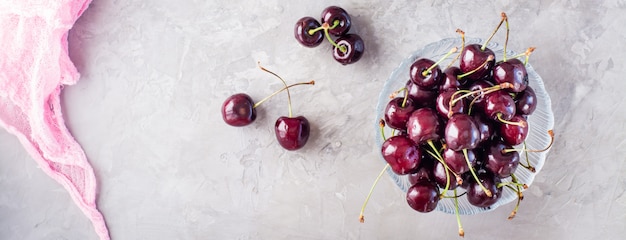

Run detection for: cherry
[[405, 80, 437, 108], [471, 113, 495, 144], [436, 89, 466, 119], [407, 108, 443, 144], [294, 17, 324, 47], [466, 169, 502, 208], [445, 113, 480, 151], [485, 139, 520, 178], [466, 80, 494, 109], [483, 90, 516, 121], [406, 179, 440, 213], [443, 147, 476, 175], [410, 58, 443, 89], [408, 155, 435, 185], [333, 33, 364, 65], [321, 6, 351, 36], [433, 159, 459, 190], [440, 66, 463, 91], [384, 97, 415, 130], [381, 135, 422, 175], [499, 115, 529, 146], [275, 116, 310, 151], [515, 86, 537, 116], [222, 93, 256, 127], [459, 44, 495, 82], [493, 58, 528, 92]]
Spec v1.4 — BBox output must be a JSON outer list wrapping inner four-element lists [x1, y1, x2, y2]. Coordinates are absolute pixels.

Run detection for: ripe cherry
[[381, 135, 422, 175], [515, 86, 537, 115], [499, 115, 529, 146], [493, 58, 528, 92], [440, 66, 463, 91], [405, 80, 437, 108], [321, 6, 351, 36], [384, 97, 415, 131], [443, 147, 477, 175], [436, 89, 466, 119], [222, 93, 256, 127], [466, 169, 502, 208], [410, 58, 443, 89], [406, 179, 440, 213], [485, 139, 520, 178], [294, 17, 324, 47], [459, 44, 495, 82], [483, 90, 516, 121], [333, 34, 364, 65], [445, 113, 480, 151], [275, 116, 310, 151], [407, 108, 443, 144]]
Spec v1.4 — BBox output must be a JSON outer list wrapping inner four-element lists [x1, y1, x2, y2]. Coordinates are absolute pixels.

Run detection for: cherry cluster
[[294, 6, 364, 65], [360, 13, 554, 237], [221, 63, 314, 151]]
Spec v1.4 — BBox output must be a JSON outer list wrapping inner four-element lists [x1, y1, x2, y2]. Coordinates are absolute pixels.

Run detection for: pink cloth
[[0, 0, 109, 239]]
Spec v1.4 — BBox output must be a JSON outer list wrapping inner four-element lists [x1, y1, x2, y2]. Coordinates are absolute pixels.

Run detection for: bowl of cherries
[[364, 13, 555, 237]]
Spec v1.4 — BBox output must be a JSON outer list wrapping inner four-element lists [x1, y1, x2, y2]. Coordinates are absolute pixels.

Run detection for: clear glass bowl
[[374, 37, 555, 215]]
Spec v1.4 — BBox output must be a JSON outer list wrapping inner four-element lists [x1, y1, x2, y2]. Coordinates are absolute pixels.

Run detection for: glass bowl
[[374, 37, 555, 215]]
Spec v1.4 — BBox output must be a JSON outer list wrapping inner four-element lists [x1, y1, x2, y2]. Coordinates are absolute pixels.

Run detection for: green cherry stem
[[496, 113, 527, 127], [379, 119, 387, 141], [454, 189, 465, 237], [427, 140, 452, 197], [252, 80, 315, 109], [481, 12, 507, 51], [446, 29, 466, 69], [502, 12, 510, 61], [359, 163, 390, 223], [456, 55, 495, 79], [422, 47, 458, 77], [258, 63, 296, 117], [519, 141, 536, 172], [308, 20, 347, 53], [502, 130, 554, 154]]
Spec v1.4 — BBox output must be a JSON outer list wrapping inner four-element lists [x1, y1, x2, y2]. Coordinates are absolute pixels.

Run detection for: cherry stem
[[308, 19, 340, 35], [422, 47, 458, 77], [425, 147, 462, 186], [457, 55, 495, 79], [502, 12, 510, 61], [427, 140, 454, 197], [496, 113, 527, 127], [464, 148, 492, 197], [446, 29, 466, 69], [524, 47, 536, 66], [502, 130, 554, 154], [379, 119, 387, 141], [448, 82, 511, 117], [481, 12, 507, 51], [252, 81, 315, 109], [497, 181, 527, 189], [519, 141, 536, 172], [389, 87, 410, 108], [454, 189, 465, 237], [317, 21, 348, 53], [258, 62, 291, 117], [359, 163, 390, 223]]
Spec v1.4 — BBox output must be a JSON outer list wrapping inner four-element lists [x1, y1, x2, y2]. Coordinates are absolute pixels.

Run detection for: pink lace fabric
[[0, 0, 109, 239]]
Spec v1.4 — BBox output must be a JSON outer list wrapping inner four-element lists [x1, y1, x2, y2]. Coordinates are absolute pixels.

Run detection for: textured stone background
[[1, 0, 625, 239]]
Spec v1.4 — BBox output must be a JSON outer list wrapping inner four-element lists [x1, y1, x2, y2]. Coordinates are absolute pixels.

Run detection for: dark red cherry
[[405, 80, 437, 108], [321, 6, 351, 36], [381, 136, 422, 175], [472, 114, 495, 144], [407, 108, 443, 144], [440, 66, 463, 91], [384, 97, 415, 130], [460, 44, 495, 82], [485, 140, 520, 178], [436, 89, 466, 119], [433, 159, 459, 190], [499, 115, 529, 146], [275, 116, 310, 150], [222, 93, 256, 127], [466, 80, 494, 110], [333, 34, 364, 65], [483, 91, 516, 121], [443, 148, 476, 175], [406, 179, 440, 213], [294, 17, 324, 47], [467, 169, 502, 208], [410, 58, 443, 89], [409, 155, 436, 185], [493, 58, 528, 93], [445, 113, 480, 151], [515, 86, 537, 115]]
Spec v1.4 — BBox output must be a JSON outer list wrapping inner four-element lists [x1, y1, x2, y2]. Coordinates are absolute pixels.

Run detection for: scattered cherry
[[294, 17, 324, 47]]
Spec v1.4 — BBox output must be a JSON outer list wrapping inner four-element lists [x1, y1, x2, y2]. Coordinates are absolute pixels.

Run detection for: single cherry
[[333, 34, 364, 65], [471, 114, 495, 144], [440, 66, 463, 91], [485, 139, 520, 178], [436, 89, 466, 119], [275, 116, 310, 151], [408, 155, 435, 185], [321, 6, 351, 36], [443, 147, 477, 175], [483, 91, 516, 121], [466, 169, 502, 208], [445, 113, 480, 151], [407, 108, 443, 144], [294, 17, 324, 47], [384, 97, 415, 131], [515, 86, 537, 115], [410, 58, 443, 89], [405, 80, 438, 108], [381, 135, 422, 175], [493, 58, 528, 92], [433, 159, 459, 190], [499, 115, 529, 146], [459, 44, 495, 82], [222, 93, 256, 127], [406, 179, 440, 213]]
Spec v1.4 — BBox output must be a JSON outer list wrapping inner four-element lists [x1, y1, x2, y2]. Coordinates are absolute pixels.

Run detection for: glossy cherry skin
[[410, 58, 442, 89], [433, 159, 459, 190], [321, 6, 351, 36], [407, 108, 443, 144], [333, 34, 364, 65], [460, 44, 495, 82], [436, 89, 466, 119], [406, 179, 440, 213], [381, 136, 422, 175], [409, 155, 435, 185], [467, 169, 502, 208], [472, 114, 495, 144], [445, 113, 480, 151], [222, 93, 256, 127], [499, 115, 529, 146], [440, 66, 463, 91], [443, 148, 476, 175], [515, 86, 537, 115], [294, 17, 324, 47], [493, 58, 528, 93], [384, 97, 415, 130], [275, 116, 310, 151], [483, 91, 516, 121], [485, 140, 520, 178], [406, 80, 437, 108]]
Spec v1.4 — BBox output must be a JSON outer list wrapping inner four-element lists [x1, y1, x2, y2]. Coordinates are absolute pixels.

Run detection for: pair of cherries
[[295, 6, 365, 65], [221, 64, 314, 151]]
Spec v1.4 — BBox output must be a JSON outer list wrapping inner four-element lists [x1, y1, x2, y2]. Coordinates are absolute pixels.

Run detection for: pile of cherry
[[294, 6, 364, 65], [361, 13, 554, 237]]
